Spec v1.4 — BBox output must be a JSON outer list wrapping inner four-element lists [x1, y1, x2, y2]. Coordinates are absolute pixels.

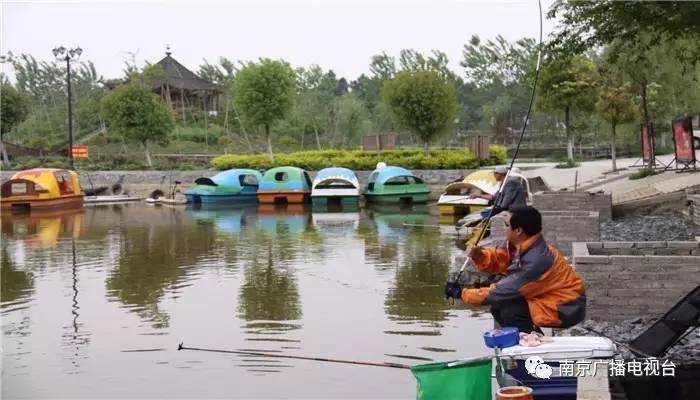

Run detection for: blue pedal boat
[[185, 169, 263, 204]]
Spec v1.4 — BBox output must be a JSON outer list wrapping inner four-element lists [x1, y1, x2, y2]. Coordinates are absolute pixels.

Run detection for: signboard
[[71, 144, 88, 159], [641, 123, 654, 163], [672, 116, 695, 164]]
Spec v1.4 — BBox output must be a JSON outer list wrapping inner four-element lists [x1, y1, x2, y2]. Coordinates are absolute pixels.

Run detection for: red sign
[[71, 145, 88, 159], [672, 117, 695, 163], [641, 124, 654, 162]]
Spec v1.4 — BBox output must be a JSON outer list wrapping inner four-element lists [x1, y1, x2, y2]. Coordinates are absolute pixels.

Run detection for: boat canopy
[[259, 167, 312, 191], [193, 169, 263, 189], [368, 166, 421, 185], [2, 168, 82, 198], [444, 170, 500, 196], [312, 167, 359, 190]]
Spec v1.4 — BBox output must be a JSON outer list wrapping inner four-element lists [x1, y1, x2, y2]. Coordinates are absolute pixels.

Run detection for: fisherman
[[469, 165, 526, 216], [445, 206, 586, 333]]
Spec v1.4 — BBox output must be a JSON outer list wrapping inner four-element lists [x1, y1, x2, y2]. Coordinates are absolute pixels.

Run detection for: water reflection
[[0, 245, 34, 309], [2, 205, 489, 397], [62, 237, 89, 372], [1, 209, 85, 248], [238, 246, 302, 323], [237, 206, 305, 333], [105, 207, 218, 328], [384, 226, 453, 325], [359, 205, 432, 267], [186, 204, 257, 236], [356, 205, 454, 324], [311, 207, 360, 237]]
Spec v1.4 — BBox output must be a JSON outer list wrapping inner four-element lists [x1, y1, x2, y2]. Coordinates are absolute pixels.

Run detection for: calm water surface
[[1, 204, 492, 399]]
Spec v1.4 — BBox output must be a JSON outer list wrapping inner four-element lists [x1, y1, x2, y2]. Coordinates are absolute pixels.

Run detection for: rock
[[601, 213, 699, 241]]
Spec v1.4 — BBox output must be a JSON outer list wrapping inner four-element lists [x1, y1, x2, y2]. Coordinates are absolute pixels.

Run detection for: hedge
[[211, 145, 507, 171]]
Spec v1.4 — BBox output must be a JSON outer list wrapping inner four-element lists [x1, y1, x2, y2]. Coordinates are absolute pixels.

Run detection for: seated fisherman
[[446, 206, 586, 333], [469, 166, 526, 216]]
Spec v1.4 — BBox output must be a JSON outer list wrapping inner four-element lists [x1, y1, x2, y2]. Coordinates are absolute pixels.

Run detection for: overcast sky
[[2, 0, 558, 82]]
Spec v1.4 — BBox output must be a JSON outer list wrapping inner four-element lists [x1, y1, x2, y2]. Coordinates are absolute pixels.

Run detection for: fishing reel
[[444, 271, 504, 304]]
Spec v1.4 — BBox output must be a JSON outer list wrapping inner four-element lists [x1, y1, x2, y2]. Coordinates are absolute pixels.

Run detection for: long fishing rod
[[455, 0, 543, 279], [177, 343, 412, 370]]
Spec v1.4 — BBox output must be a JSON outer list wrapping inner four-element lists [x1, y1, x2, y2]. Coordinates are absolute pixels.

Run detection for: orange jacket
[[461, 234, 586, 328]]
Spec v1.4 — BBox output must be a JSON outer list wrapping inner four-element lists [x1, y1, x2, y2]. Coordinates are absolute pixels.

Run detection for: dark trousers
[[490, 297, 542, 334]]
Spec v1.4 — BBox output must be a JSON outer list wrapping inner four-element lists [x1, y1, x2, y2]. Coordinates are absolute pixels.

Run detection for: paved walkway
[[504, 151, 700, 205]]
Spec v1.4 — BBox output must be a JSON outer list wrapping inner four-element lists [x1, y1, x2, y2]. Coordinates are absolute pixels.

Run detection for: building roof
[[153, 52, 219, 92]]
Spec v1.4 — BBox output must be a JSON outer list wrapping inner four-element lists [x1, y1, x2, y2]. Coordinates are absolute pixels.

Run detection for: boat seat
[[629, 284, 700, 357]]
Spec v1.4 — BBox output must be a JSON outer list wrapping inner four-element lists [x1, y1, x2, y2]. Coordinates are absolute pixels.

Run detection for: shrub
[[211, 148, 484, 171], [488, 145, 508, 164]]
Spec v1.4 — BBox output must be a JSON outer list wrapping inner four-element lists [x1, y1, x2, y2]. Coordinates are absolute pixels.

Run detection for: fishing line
[[455, 0, 543, 278], [177, 343, 412, 369]]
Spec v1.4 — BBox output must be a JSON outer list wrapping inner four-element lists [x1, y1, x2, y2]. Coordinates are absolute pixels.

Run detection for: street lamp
[[53, 46, 82, 169]]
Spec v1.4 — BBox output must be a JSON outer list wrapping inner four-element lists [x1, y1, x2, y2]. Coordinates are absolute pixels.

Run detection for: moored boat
[[257, 166, 312, 204], [363, 165, 430, 205], [310, 167, 360, 207], [1, 168, 84, 213], [438, 168, 531, 216], [185, 169, 263, 204]]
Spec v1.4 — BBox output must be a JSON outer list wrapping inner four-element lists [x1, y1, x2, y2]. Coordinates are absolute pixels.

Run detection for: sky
[[2, 0, 558, 82]]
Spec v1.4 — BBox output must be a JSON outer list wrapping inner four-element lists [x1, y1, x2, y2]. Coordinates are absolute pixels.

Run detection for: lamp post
[[53, 46, 82, 169]]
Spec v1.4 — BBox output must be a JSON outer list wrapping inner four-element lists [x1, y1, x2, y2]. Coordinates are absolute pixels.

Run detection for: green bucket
[[411, 357, 492, 400]]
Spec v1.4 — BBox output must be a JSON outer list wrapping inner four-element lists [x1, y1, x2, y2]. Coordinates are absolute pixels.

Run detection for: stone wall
[[532, 192, 612, 222], [490, 211, 600, 257], [689, 194, 700, 226], [573, 241, 700, 321]]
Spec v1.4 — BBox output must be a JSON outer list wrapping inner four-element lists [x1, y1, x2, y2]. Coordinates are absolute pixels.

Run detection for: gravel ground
[[560, 318, 700, 364], [601, 213, 700, 241]]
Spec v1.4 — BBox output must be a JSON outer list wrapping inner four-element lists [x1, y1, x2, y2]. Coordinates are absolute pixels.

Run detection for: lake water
[[1, 203, 492, 399]]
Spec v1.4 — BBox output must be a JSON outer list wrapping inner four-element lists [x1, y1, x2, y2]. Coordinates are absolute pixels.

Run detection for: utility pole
[[53, 46, 82, 170]]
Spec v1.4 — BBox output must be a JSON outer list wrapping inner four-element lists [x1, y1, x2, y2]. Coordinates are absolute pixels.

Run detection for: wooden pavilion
[[152, 49, 221, 115]]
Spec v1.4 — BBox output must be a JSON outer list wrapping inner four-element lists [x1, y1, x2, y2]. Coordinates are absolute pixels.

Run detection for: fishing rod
[[453, 0, 543, 280], [177, 343, 412, 370]]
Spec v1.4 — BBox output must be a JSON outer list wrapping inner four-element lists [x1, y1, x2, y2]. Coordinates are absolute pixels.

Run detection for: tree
[[595, 65, 637, 171], [234, 59, 296, 162], [296, 65, 336, 150], [537, 55, 597, 161], [100, 84, 174, 167], [460, 35, 540, 141], [4, 52, 105, 149], [0, 83, 29, 166], [382, 70, 457, 154], [548, 1, 700, 63]]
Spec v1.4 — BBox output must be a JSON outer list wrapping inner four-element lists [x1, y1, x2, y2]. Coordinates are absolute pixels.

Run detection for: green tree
[[335, 93, 369, 148], [100, 84, 175, 167], [296, 65, 337, 150], [6, 53, 105, 148], [537, 55, 597, 161], [234, 59, 296, 162], [0, 82, 30, 166], [548, 1, 700, 63], [382, 70, 457, 154], [595, 65, 637, 171], [460, 35, 540, 141]]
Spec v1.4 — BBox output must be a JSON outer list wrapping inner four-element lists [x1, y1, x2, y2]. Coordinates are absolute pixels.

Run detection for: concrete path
[[505, 151, 700, 205]]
